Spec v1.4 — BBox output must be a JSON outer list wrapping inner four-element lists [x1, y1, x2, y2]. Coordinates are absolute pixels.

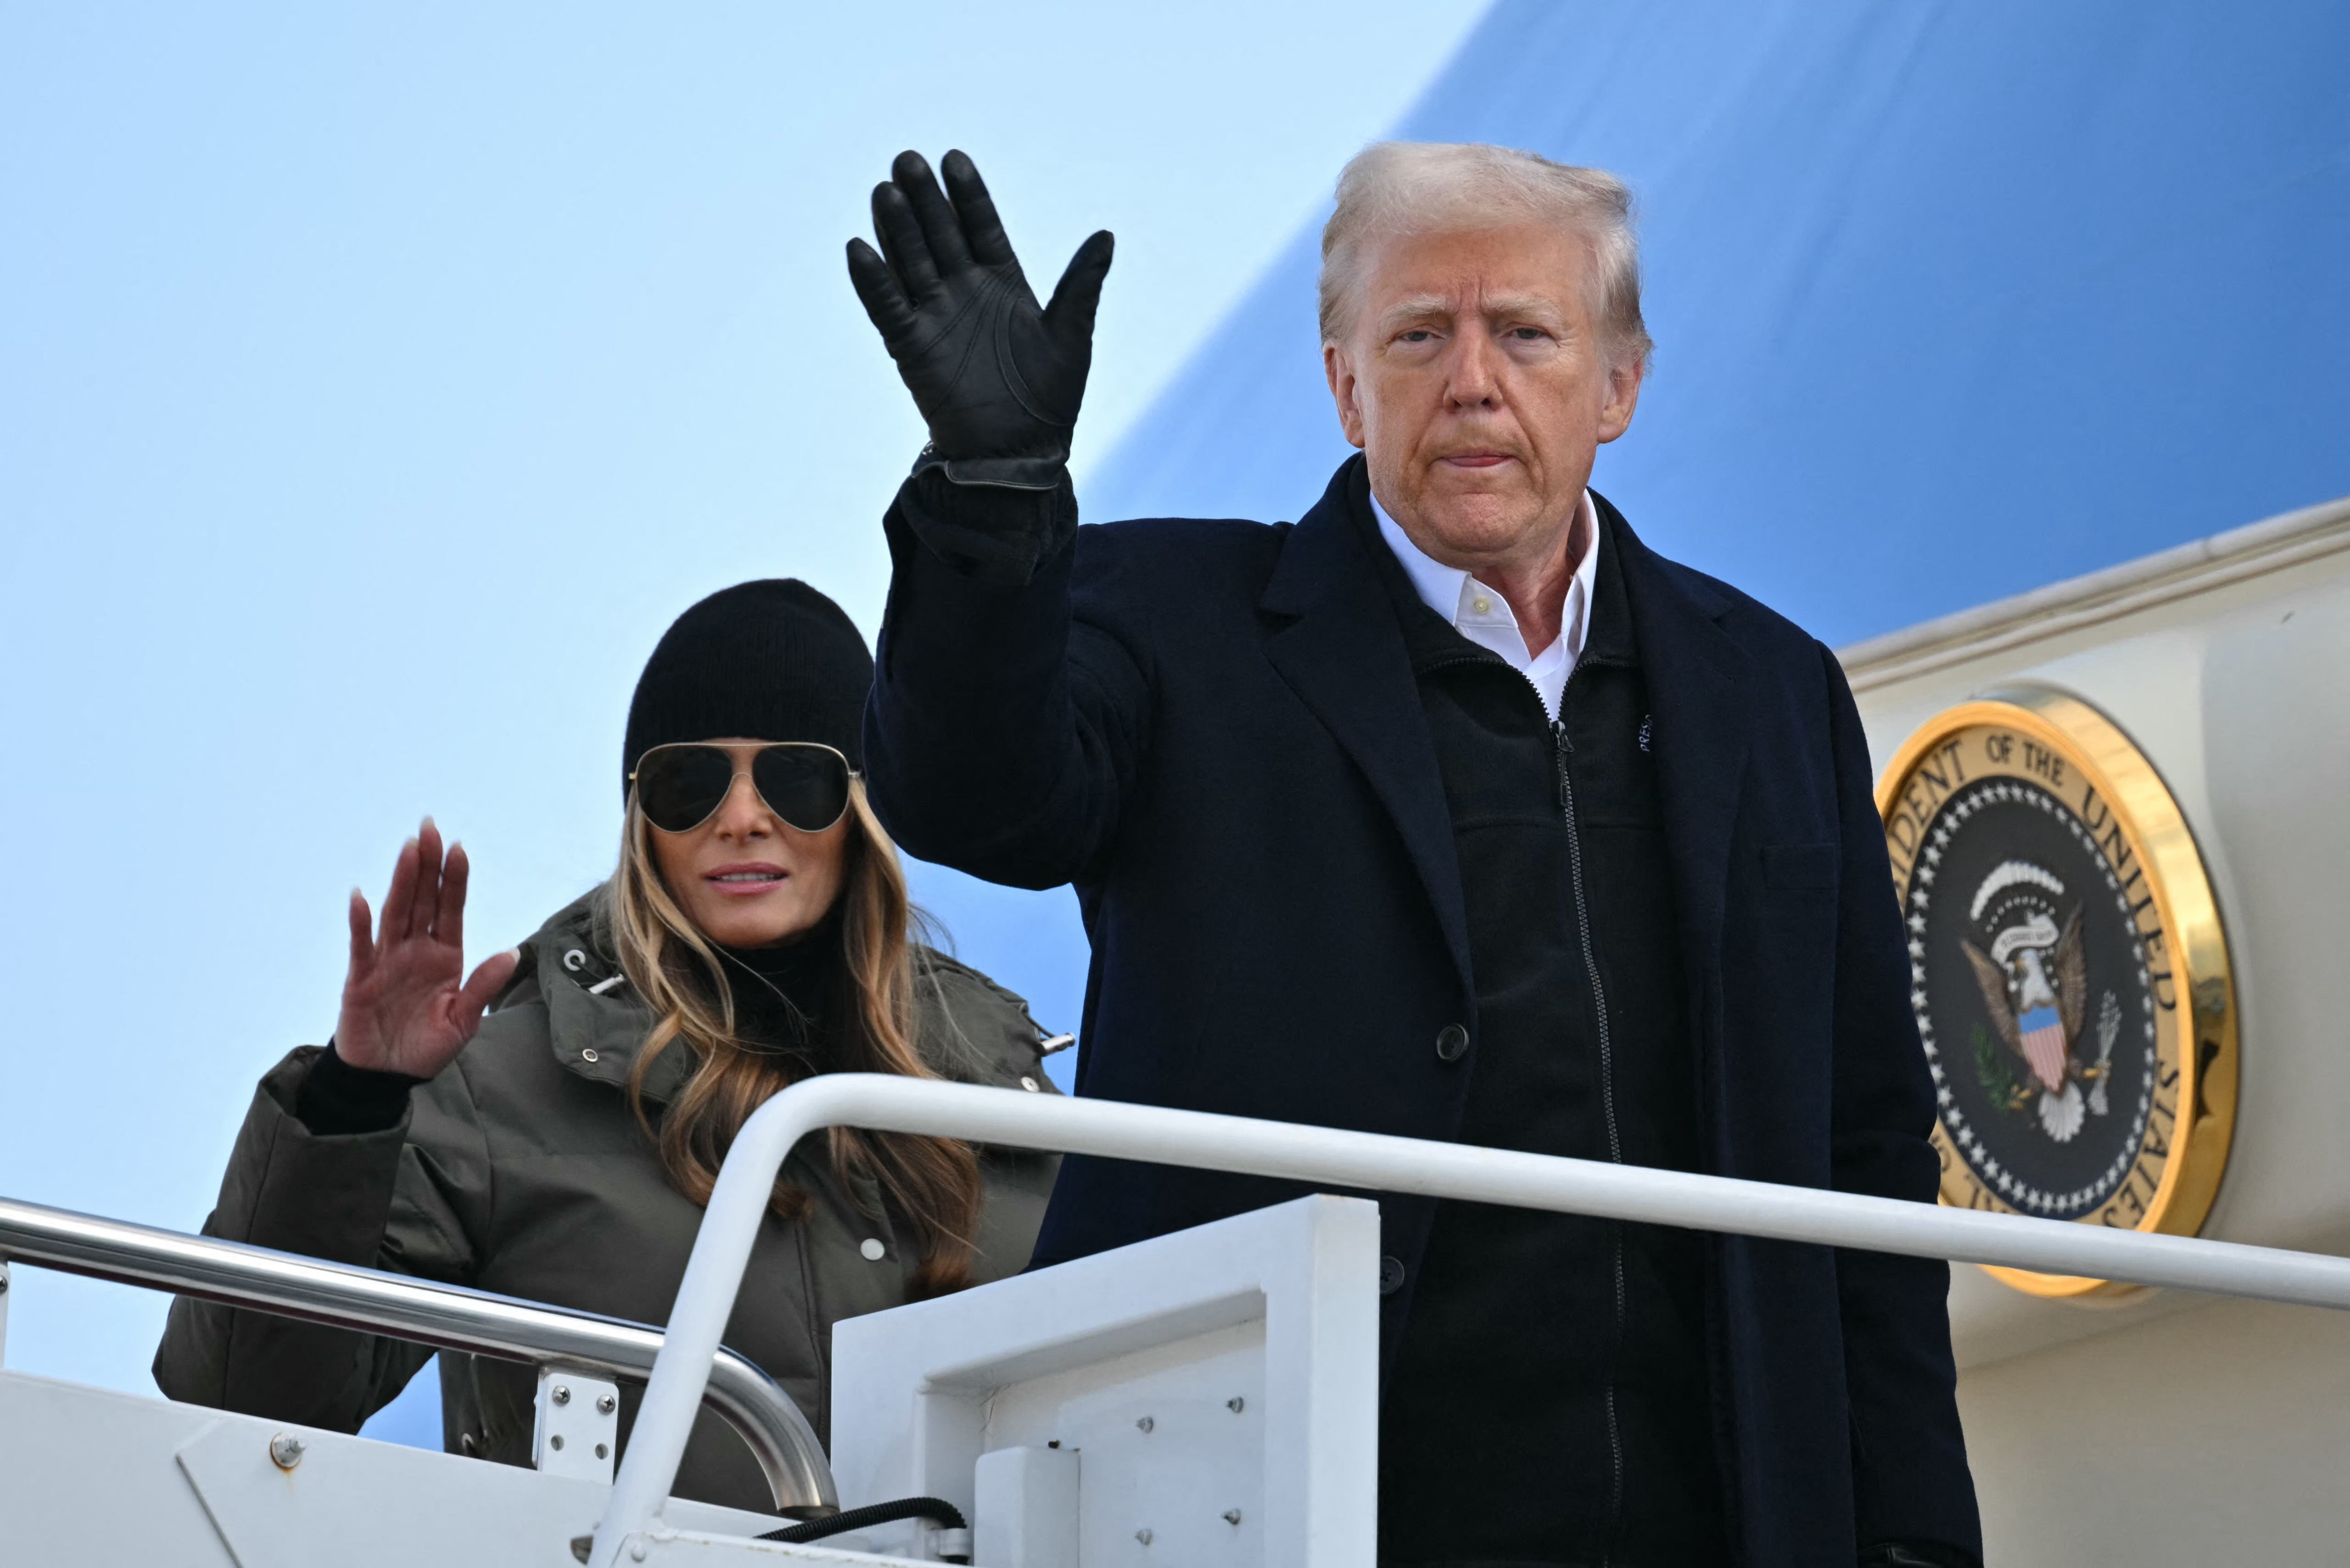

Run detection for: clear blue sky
[[0, 0, 1488, 1425]]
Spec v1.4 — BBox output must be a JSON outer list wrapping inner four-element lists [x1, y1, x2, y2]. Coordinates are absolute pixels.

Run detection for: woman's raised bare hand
[[335, 818, 520, 1078]]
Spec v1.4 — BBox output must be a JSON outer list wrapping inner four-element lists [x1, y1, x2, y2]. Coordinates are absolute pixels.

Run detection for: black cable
[[759, 1496, 969, 1557]]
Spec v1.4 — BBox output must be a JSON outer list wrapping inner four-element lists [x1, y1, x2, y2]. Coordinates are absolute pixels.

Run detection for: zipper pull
[[1550, 719, 1572, 809]]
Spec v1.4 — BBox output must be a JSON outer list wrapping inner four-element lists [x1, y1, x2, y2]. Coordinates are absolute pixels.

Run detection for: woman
[[154, 579, 1063, 1512]]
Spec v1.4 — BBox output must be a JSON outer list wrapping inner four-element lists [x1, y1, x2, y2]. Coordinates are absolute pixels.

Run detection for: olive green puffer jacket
[[153, 888, 1063, 1513]]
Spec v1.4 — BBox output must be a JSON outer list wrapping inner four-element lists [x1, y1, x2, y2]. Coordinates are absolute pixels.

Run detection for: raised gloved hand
[[847, 150, 1114, 488]]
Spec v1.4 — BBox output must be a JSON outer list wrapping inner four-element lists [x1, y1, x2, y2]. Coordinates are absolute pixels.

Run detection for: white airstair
[[3, 1074, 2346, 1566]]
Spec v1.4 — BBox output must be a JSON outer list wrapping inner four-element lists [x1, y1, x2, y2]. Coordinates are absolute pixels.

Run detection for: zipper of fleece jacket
[[1549, 664, 1628, 1568], [1416, 645, 1633, 1562]]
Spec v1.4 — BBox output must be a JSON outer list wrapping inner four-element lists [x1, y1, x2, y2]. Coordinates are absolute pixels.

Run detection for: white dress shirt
[[1371, 489, 1601, 721]]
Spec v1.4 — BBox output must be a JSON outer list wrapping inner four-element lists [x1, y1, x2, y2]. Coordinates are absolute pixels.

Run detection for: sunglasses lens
[[635, 746, 737, 833], [753, 745, 851, 832]]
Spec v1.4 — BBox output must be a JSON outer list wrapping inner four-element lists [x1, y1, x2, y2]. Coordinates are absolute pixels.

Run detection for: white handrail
[[588, 1073, 2350, 1566], [0, 1193, 835, 1515]]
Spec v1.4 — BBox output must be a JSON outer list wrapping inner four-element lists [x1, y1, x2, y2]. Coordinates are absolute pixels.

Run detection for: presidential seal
[[1875, 687, 2238, 1298]]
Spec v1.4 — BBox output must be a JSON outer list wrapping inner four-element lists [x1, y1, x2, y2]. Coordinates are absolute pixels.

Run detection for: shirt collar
[[1370, 488, 1601, 666]]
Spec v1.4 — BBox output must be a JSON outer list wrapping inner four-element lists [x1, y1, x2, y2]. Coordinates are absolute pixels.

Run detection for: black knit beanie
[[622, 579, 873, 798]]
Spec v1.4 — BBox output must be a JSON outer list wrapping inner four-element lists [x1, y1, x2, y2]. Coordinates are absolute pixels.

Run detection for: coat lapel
[[1260, 460, 1475, 994], [1602, 495, 1754, 1013]]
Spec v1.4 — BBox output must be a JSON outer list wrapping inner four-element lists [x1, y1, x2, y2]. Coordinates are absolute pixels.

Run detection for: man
[[847, 143, 1980, 1568]]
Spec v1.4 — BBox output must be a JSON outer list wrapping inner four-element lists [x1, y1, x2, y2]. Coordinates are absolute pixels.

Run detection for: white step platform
[[0, 1195, 1380, 1567], [0, 1369, 850, 1567]]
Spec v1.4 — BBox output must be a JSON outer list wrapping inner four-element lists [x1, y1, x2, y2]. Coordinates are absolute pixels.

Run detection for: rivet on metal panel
[[553, 1384, 571, 1405], [1224, 1509, 1243, 1525], [1226, 1395, 1244, 1413], [1135, 1415, 1154, 1433], [1135, 1528, 1154, 1545], [269, 1433, 305, 1470], [597, 1392, 617, 1415]]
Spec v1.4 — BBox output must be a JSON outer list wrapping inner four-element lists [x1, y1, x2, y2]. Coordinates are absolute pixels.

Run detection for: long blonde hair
[[607, 778, 981, 1297]]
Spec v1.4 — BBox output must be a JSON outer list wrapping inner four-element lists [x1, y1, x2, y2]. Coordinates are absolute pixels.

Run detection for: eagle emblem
[[1960, 859, 2118, 1143], [1879, 703, 2236, 1262]]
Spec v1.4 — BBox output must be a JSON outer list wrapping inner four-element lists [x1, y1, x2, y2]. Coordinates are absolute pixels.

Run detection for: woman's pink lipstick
[[705, 861, 788, 896]]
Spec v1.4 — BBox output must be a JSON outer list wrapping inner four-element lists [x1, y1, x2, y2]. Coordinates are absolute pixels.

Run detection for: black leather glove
[[847, 150, 1114, 490]]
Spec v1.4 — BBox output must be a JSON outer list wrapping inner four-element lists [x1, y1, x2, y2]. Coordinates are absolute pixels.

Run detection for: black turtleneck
[[715, 917, 846, 1067]]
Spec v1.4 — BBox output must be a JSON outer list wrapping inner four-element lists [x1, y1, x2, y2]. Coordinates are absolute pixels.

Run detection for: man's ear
[[1324, 342, 1368, 449], [1596, 355, 1645, 444]]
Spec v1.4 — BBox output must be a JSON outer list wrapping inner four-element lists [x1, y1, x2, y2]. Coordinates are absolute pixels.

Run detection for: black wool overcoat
[[864, 456, 1980, 1567]]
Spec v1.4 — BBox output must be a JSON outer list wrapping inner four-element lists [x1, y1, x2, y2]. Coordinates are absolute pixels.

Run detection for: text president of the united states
[[845, 143, 1981, 1568]]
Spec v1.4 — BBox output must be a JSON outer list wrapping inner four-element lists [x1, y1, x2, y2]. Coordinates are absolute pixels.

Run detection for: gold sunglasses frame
[[626, 741, 860, 836]]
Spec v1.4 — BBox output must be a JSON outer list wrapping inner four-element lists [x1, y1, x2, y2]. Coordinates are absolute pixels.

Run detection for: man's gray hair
[[1318, 141, 1653, 369]]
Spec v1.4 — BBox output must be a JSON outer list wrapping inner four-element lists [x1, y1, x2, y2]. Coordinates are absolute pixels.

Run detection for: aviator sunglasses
[[629, 742, 857, 835]]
